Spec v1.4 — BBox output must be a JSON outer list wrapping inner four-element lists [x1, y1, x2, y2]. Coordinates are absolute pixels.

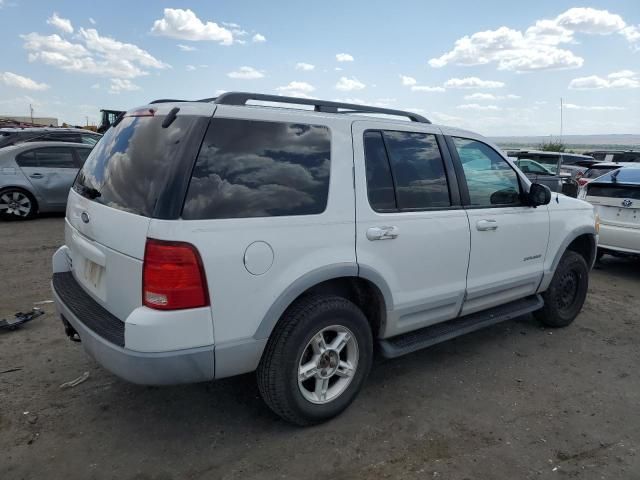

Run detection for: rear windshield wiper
[[77, 185, 102, 199]]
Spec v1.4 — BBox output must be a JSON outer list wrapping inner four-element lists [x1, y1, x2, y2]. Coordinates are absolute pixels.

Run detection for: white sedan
[[580, 166, 640, 258]]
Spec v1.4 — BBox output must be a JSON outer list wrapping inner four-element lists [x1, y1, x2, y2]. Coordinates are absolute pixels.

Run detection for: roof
[[507, 149, 593, 157], [0, 127, 99, 134]]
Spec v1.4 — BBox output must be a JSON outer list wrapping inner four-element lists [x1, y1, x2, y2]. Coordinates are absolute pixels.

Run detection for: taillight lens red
[[578, 178, 589, 186], [142, 239, 209, 310]]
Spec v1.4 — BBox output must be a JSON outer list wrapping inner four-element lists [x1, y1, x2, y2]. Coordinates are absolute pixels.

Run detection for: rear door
[[450, 136, 550, 315], [16, 146, 77, 207], [353, 121, 470, 337]]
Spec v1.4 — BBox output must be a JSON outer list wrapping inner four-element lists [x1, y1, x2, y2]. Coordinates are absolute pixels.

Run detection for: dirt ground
[[1, 215, 639, 480]]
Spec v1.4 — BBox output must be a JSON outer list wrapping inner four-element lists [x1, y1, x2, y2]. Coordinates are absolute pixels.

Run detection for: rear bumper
[[52, 272, 215, 385], [599, 223, 640, 255]]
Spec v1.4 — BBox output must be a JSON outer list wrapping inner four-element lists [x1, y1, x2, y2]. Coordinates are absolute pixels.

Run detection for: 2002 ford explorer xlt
[[52, 92, 598, 425]]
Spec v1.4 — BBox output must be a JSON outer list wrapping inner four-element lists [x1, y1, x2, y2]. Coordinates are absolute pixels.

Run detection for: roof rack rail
[[149, 98, 190, 104], [214, 92, 431, 123]]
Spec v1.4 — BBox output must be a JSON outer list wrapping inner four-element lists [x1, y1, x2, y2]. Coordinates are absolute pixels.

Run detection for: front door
[[353, 121, 471, 338], [450, 137, 550, 315]]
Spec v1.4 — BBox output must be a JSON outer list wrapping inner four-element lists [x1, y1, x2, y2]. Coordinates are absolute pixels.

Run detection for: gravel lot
[[1, 216, 639, 479]]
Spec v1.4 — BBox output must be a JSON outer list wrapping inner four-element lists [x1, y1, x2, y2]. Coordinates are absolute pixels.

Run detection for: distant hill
[[492, 134, 639, 151]]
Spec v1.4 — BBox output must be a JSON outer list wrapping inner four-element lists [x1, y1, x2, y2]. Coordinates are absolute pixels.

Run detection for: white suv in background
[[53, 93, 598, 425]]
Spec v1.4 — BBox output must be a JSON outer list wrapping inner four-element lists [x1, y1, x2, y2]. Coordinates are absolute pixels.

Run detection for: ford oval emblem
[[81, 211, 90, 223], [621, 199, 633, 208]]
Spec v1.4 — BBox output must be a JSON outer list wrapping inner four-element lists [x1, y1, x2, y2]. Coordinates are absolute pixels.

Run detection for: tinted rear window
[[584, 167, 617, 179], [73, 112, 206, 217], [591, 168, 640, 184], [182, 118, 331, 219]]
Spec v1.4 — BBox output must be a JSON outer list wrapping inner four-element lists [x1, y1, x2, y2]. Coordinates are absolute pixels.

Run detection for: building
[[0, 115, 59, 127]]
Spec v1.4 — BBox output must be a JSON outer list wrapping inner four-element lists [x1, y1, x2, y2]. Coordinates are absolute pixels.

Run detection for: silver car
[[0, 142, 93, 219]]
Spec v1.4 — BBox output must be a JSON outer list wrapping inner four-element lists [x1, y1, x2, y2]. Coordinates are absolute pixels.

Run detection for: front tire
[[535, 250, 589, 327], [257, 295, 373, 426]]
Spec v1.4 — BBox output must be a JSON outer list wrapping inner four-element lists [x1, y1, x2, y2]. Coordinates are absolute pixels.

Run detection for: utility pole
[[86, 116, 89, 127], [29, 104, 34, 125], [560, 97, 563, 140]]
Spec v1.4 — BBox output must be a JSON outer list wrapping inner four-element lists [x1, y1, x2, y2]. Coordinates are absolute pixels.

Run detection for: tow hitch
[[61, 315, 81, 342]]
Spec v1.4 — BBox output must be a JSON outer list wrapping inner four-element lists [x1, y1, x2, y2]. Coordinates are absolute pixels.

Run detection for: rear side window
[[75, 148, 91, 166], [182, 118, 331, 219], [362, 130, 450, 211], [363, 131, 396, 211], [16, 147, 76, 168]]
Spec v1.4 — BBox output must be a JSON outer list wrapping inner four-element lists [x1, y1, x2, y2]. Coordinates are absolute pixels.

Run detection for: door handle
[[476, 219, 498, 231], [367, 226, 399, 241], [29, 173, 44, 179]]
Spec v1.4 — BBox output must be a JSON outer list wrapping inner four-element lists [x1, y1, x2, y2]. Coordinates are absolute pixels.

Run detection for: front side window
[[182, 118, 331, 219], [454, 137, 522, 207]]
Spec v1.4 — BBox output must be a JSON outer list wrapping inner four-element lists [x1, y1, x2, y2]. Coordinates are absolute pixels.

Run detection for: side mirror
[[528, 183, 552, 207]]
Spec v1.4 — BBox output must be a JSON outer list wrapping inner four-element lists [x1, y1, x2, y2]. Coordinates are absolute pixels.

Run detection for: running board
[[379, 295, 544, 359]]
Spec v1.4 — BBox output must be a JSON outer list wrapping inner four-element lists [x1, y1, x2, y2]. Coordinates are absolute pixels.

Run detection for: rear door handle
[[29, 173, 44, 179], [367, 226, 399, 241], [476, 219, 498, 231]]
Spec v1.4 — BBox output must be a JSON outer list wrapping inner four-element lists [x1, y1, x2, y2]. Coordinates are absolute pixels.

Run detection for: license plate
[[83, 259, 103, 290]]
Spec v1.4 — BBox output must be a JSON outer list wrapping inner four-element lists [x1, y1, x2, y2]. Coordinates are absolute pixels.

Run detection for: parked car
[[0, 127, 101, 149], [511, 158, 564, 194], [579, 166, 640, 259], [0, 142, 93, 219], [52, 93, 597, 425], [583, 150, 640, 163], [577, 162, 638, 189], [506, 150, 593, 197]]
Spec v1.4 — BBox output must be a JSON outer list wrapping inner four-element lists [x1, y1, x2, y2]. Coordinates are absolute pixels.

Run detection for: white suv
[[52, 93, 598, 425]]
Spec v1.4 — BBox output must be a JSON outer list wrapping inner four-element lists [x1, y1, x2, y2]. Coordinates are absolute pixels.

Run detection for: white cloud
[[336, 53, 354, 62], [91, 83, 100, 89], [227, 66, 264, 79], [1, 72, 50, 91], [89, 17, 96, 25], [178, 44, 197, 51], [457, 103, 501, 111], [22, 29, 169, 79], [569, 70, 640, 89], [151, 8, 234, 45], [411, 85, 446, 92], [564, 103, 625, 111], [47, 12, 73, 34], [276, 81, 315, 97], [464, 92, 520, 100], [186, 65, 196, 71], [108, 78, 140, 94], [445, 77, 505, 89], [335, 76, 365, 91], [276, 81, 316, 94], [429, 7, 639, 72], [295, 62, 315, 71], [400, 75, 417, 86], [252, 33, 266, 43]]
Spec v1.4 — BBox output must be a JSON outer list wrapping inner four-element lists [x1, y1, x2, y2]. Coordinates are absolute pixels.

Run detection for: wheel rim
[[557, 269, 580, 311], [0, 191, 32, 217], [297, 325, 359, 405]]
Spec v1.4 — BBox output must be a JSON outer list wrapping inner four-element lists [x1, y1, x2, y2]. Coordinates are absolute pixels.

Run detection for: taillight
[[578, 178, 589, 186], [142, 239, 209, 310]]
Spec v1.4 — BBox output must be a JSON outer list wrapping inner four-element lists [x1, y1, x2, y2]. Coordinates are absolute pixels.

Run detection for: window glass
[[382, 131, 450, 209], [81, 135, 99, 146], [15, 150, 38, 167], [75, 148, 91, 165], [35, 147, 76, 168], [363, 131, 396, 211], [182, 118, 331, 219], [454, 137, 522, 207]]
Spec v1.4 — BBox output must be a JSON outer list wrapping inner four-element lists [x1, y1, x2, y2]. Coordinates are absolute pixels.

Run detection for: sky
[[0, 0, 638, 136]]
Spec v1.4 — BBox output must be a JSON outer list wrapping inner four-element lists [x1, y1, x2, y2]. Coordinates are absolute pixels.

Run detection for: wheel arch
[[253, 264, 391, 342], [538, 227, 596, 292]]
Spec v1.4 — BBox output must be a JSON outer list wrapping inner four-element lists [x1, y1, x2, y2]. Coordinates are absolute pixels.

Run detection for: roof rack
[[214, 92, 431, 123]]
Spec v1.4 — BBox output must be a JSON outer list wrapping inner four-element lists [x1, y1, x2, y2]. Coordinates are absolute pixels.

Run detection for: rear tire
[[535, 250, 589, 328], [0, 188, 37, 220], [257, 295, 373, 426]]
